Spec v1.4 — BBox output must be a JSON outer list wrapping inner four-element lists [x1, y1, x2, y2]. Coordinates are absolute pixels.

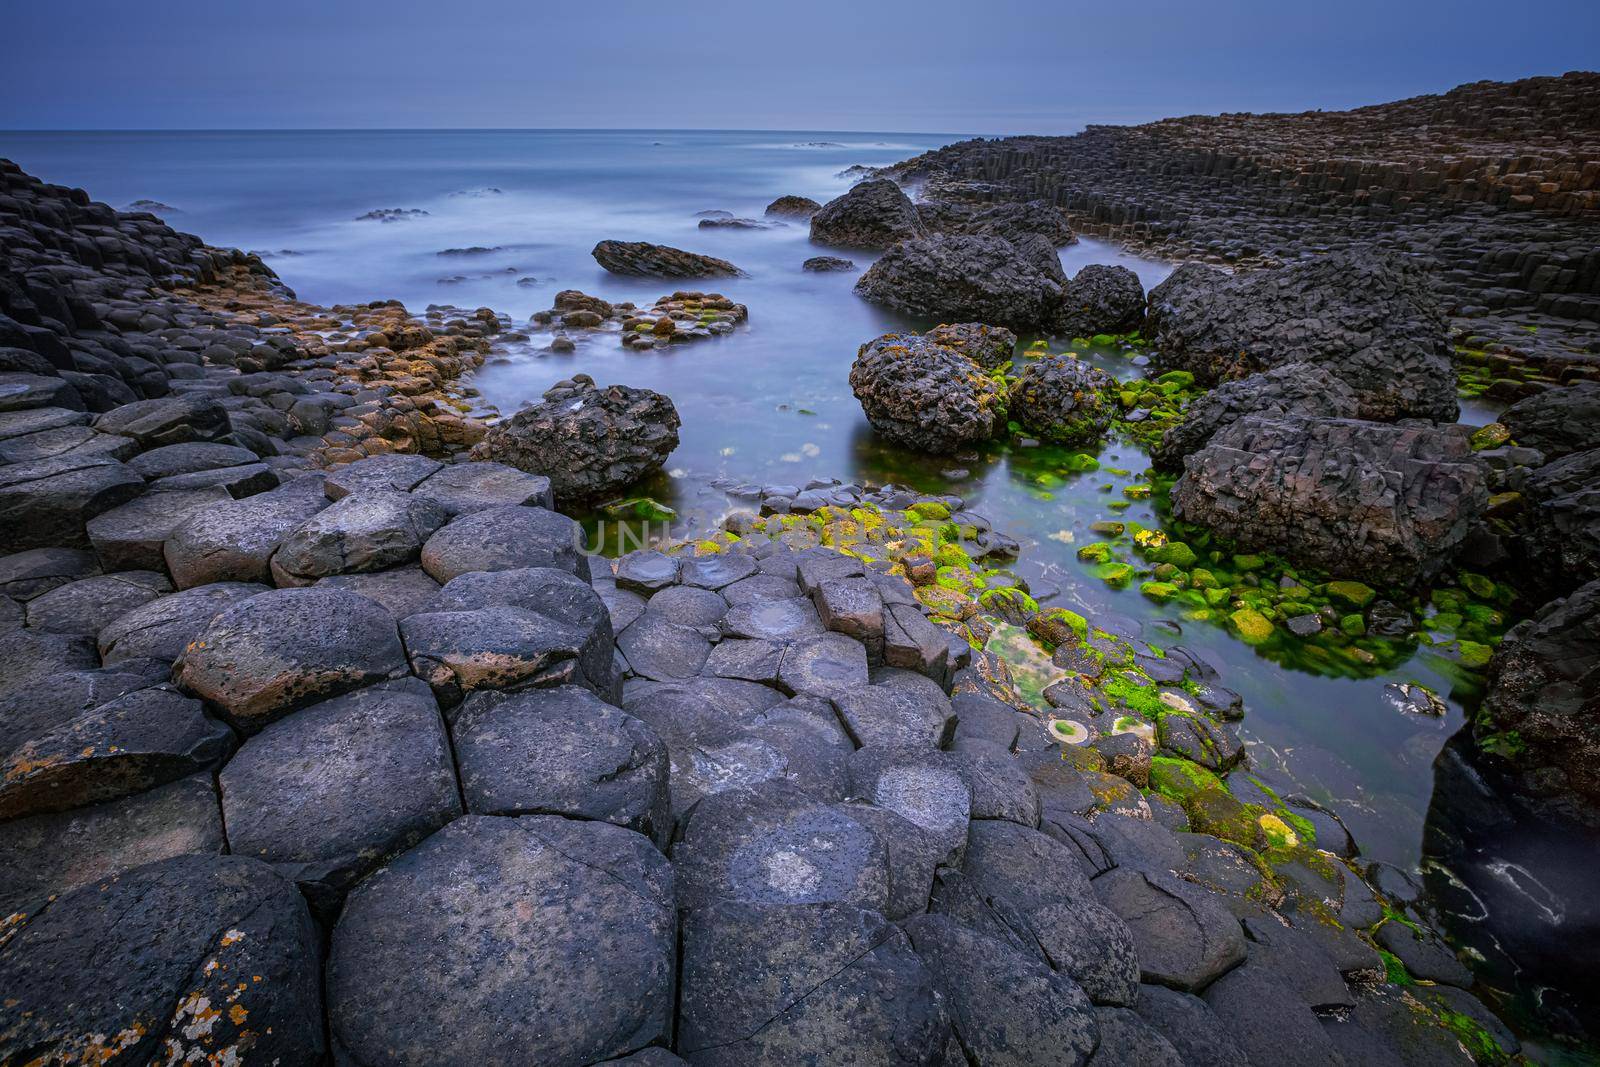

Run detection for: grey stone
[[269, 489, 448, 585], [85, 486, 234, 571], [419, 504, 580, 582], [410, 459, 554, 515], [162, 475, 329, 587], [23, 569, 169, 635]]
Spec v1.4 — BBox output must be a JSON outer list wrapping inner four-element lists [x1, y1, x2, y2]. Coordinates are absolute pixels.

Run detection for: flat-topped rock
[[0, 453, 145, 552], [175, 586, 408, 731], [419, 504, 581, 582], [85, 485, 233, 571], [98, 579, 268, 664], [453, 685, 669, 845], [679, 899, 949, 1065], [92, 394, 231, 447], [162, 475, 329, 587], [313, 564, 440, 618], [410, 459, 553, 515], [270, 489, 449, 585], [328, 815, 675, 1067], [323, 452, 444, 499], [126, 441, 259, 481], [1094, 867, 1247, 993], [220, 677, 461, 903]]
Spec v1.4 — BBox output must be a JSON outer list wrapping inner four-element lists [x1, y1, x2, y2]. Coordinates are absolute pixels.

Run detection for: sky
[[7, 0, 1598, 134]]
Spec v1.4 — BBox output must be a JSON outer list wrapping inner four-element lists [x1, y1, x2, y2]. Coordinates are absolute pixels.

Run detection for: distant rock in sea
[[356, 208, 429, 222], [126, 199, 178, 214]]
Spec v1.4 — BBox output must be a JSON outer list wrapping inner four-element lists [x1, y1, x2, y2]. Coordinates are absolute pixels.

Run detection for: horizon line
[[0, 126, 993, 137]]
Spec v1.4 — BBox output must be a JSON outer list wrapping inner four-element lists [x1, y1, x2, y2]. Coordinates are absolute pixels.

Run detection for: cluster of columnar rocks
[[528, 288, 748, 352], [877, 73, 1600, 382]]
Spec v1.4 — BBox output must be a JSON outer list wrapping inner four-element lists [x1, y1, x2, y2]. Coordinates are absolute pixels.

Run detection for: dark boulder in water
[[1149, 252, 1457, 422], [1517, 447, 1600, 593], [810, 178, 927, 249], [592, 239, 740, 278], [850, 327, 1010, 453], [765, 194, 822, 218], [1052, 263, 1145, 338], [1171, 415, 1488, 585], [471, 374, 680, 505], [803, 255, 856, 272], [1008, 354, 1117, 445], [854, 234, 1063, 331]]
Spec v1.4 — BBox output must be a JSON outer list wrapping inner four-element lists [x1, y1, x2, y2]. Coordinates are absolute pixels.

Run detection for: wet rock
[[1322, 986, 1481, 1066], [674, 780, 889, 910], [1009, 354, 1116, 445], [92, 394, 231, 447], [850, 329, 1009, 453], [163, 475, 329, 588], [704, 636, 784, 682], [175, 586, 408, 731], [1149, 251, 1456, 422], [1374, 916, 1473, 987], [802, 255, 855, 271], [453, 685, 669, 846], [410, 459, 554, 515], [419, 504, 581, 582], [1520, 448, 1600, 593], [679, 899, 949, 1065], [906, 913, 1100, 1066], [470, 375, 680, 505], [0, 854, 324, 1065], [1053, 263, 1146, 337], [765, 194, 822, 218], [328, 815, 675, 1066], [1094, 866, 1247, 992], [1500, 381, 1600, 460], [681, 551, 759, 590], [0, 686, 232, 820], [85, 485, 234, 571], [924, 321, 1019, 370], [1477, 577, 1600, 817], [322, 452, 443, 498], [1172, 415, 1488, 585], [0, 453, 145, 552], [616, 549, 680, 593], [219, 678, 461, 902], [1153, 363, 1361, 471], [0, 774, 222, 915], [592, 239, 740, 278], [855, 234, 1062, 330], [809, 178, 927, 249], [645, 584, 729, 628], [269, 490, 448, 585]]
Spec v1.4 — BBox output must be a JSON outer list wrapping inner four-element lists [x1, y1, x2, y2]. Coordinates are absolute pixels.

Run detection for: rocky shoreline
[[0, 75, 1589, 1065]]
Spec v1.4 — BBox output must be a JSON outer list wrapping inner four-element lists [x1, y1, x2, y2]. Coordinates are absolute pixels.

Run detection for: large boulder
[[809, 178, 927, 249], [174, 586, 409, 731], [470, 375, 680, 505], [855, 234, 1062, 331], [592, 239, 739, 278], [1476, 578, 1600, 821], [1153, 363, 1361, 471], [1500, 381, 1600, 459], [765, 194, 822, 218], [1148, 252, 1456, 422], [1008, 354, 1116, 445], [0, 854, 324, 1065], [327, 815, 675, 1066], [849, 329, 1009, 453], [1172, 415, 1488, 585], [1053, 264, 1146, 338]]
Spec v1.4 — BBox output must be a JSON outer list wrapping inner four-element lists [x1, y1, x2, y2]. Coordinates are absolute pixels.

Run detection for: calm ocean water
[[4, 129, 1592, 1043]]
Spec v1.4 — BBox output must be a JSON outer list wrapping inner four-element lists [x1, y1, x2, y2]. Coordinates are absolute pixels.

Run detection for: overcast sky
[[8, 0, 1597, 133]]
